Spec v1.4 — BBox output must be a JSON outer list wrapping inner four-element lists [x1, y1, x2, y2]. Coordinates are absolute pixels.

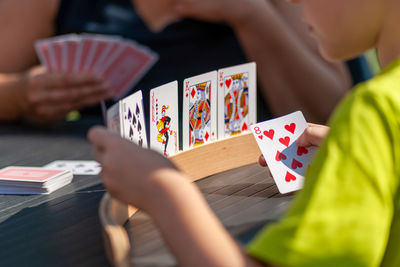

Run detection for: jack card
[[150, 81, 179, 157], [218, 62, 257, 139], [250, 111, 317, 194], [183, 71, 217, 150]]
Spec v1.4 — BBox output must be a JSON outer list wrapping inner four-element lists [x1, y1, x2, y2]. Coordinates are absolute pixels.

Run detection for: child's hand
[[297, 123, 330, 147], [88, 126, 179, 211], [258, 123, 330, 169]]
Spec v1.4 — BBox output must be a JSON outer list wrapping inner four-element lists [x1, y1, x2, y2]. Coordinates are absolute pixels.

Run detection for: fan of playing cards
[[35, 34, 158, 99]]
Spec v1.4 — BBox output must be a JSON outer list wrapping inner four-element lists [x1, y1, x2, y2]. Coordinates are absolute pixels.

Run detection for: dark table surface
[[0, 118, 294, 267], [0, 118, 110, 267], [127, 164, 294, 266]]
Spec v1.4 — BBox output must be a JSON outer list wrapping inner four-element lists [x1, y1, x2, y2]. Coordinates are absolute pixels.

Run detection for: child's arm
[[88, 127, 270, 267]]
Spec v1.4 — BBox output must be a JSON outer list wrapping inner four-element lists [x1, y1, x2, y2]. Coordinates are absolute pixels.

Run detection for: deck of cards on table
[[35, 33, 158, 99], [251, 111, 317, 194], [0, 167, 73, 195]]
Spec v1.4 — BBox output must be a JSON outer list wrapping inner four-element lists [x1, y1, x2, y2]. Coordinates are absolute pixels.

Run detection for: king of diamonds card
[[183, 71, 217, 150], [150, 81, 179, 157], [218, 62, 257, 139]]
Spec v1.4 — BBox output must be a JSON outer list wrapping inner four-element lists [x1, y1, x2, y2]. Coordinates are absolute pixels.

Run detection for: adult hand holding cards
[[251, 111, 317, 194]]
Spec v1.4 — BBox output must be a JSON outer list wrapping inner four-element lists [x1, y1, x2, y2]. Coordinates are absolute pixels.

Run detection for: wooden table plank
[[127, 163, 293, 266]]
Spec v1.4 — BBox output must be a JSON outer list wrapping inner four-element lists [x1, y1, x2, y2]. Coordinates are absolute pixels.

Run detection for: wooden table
[[0, 119, 294, 267], [127, 164, 294, 266]]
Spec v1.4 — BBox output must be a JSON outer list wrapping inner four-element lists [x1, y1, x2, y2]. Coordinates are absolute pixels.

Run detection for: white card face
[[149, 81, 179, 156], [43, 160, 101, 175], [183, 71, 217, 150], [107, 102, 121, 135], [250, 111, 317, 194], [120, 90, 148, 148], [218, 62, 257, 139]]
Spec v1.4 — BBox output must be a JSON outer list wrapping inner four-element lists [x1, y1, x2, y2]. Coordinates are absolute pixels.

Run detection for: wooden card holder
[[99, 131, 261, 266]]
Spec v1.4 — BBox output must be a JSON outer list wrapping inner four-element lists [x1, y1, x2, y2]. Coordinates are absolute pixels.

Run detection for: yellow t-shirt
[[247, 58, 400, 267]]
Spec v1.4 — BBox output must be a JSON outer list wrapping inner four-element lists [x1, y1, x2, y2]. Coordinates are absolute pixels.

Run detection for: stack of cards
[[250, 111, 317, 194], [0, 166, 73, 195], [35, 33, 158, 98]]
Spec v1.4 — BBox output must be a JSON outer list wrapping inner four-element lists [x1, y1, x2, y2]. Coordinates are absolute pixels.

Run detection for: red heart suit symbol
[[291, 159, 303, 169], [285, 171, 296, 182], [263, 130, 274, 140], [275, 151, 287, 162], [285, 123, 296, 134], [225, 78, 232, 88], [297, 146, 309, 156], [279, 136, 290, 147]]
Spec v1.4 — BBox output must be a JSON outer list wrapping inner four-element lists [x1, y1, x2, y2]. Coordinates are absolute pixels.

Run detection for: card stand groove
[[99, 131, 261, 266]]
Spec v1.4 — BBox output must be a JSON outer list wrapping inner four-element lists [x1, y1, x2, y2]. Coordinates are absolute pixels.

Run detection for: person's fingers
[[258, 154, 267, 167], [297, 124, 330, 147], [87, 126, 111, 149], [92, 145, 106, 166], [29, 82, 111, 105], [33, 72, 104, 89]]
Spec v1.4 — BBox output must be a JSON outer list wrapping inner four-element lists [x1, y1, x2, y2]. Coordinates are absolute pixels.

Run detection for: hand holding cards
[[35, 34, 158, 99], [251, 111, 317, 194]]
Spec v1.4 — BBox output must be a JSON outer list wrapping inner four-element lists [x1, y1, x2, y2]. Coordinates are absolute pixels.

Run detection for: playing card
[[120, 90, 148, 148], [150, 81, 179, 157], [63, 37, 80, 72], [0, 167, 69, 182], [35, 40, 54, 72], [107, 101, 121, 135], [76, 36, 96, 73], [86, 35, 123, 74], [43, 160, 101, 176], [51, 41, 63, 72], [250, 111, 317, 194], [183, 71, 217, 150], [218, 62, 257, 139], [132, 0, 179, 32], [100, 41, 158, 99]]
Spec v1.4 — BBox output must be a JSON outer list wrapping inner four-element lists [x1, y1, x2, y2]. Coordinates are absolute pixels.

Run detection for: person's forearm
[[146, 170, 265, 267], [230, 1, 351, 123], [0, 73, 26, 120]]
